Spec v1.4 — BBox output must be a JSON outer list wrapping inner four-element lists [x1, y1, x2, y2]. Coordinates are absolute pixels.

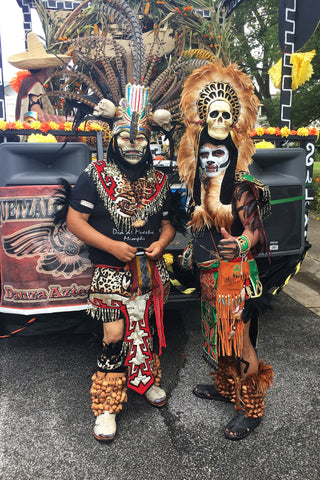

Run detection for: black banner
[[279, 0, 320, 51]]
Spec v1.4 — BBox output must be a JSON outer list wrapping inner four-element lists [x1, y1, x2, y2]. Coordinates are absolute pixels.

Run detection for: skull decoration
[[93, 99, 117, 119], [207, 100, 233, 140], [152, 109, 172, 131], [199, 143, 230, 178]]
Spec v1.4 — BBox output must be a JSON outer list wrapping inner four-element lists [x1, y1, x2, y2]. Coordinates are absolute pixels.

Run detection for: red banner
[[0, 185, 94, 315]]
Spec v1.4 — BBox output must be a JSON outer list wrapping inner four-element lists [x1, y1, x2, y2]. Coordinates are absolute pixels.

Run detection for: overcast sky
[[0, 0, 44, 83]]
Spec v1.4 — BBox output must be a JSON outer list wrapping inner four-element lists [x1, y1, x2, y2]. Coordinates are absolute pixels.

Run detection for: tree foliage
[[33, 0, 320, 128], [229, 0, 320, 128]]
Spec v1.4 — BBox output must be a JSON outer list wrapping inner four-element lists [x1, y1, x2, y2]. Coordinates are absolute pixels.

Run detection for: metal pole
[[0, 33, 6, 120]]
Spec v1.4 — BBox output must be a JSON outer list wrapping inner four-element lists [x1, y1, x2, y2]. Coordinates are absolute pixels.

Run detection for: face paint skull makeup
[[199, 143, 230, 178], [207, 100, 233, 140], [116, 131, 148, 165]]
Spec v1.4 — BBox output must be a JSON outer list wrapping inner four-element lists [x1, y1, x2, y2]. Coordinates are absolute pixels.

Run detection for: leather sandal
[[224, 412, 261, 440], [193, 384, 232, 403]]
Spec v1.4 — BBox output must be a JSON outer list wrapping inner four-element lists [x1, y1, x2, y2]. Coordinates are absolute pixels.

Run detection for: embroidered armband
[[236, 235, 251, 257]]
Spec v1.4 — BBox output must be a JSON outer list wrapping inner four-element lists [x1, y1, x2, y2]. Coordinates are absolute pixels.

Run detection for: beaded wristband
[[237, 235, 251, 256]]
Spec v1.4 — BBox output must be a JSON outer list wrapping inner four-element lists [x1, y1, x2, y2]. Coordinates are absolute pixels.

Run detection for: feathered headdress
[[177, 61, 260, 231], [44, 0, 212, 140]]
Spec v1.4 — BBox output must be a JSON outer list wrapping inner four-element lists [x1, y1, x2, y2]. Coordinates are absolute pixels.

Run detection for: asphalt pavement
[[1, 293, 319, 480], [283, 213, 320, 316]]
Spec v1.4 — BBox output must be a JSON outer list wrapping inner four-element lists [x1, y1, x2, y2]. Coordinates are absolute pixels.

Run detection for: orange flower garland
[[249, 126, 319, 140], [0, 119, 104, 133]]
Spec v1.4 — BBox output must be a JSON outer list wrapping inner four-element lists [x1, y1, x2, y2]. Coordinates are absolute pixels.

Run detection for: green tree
[[229, 0, 281, 123], [229, 0, 320, 128]]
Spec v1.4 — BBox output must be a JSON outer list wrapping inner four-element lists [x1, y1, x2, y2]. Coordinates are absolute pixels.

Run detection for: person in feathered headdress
[[177, 60, 274, 440], [64, 0, 188, 442]]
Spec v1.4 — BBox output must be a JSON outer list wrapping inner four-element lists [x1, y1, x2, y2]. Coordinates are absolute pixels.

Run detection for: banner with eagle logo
[[0, 185, 94, 315]]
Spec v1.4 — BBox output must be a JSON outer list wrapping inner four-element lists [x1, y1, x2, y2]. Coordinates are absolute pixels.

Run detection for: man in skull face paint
[[177, 62, 274, 441], [67, 85, 176, 442]]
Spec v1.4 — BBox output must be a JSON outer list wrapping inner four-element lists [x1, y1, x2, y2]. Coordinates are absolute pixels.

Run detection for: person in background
[[8, 32, 70, 122]]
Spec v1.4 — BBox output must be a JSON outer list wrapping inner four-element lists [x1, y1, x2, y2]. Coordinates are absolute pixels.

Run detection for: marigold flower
[[0, 120, 7, 130], [256, 126, 265, 136], [14, 121, 24, 130], [28, 133, 57, 143], [163, 253, 174, 267], [49, 121, 59, 130], [64, 121, 73, 131], [280, 126, 291, 137], [297, 127, 309, 136], [255, 140, 275, 149]]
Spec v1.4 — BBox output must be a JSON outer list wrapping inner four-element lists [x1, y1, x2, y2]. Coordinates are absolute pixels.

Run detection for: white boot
[[93, 412, 117, 441], [144, 385, 167, 407]]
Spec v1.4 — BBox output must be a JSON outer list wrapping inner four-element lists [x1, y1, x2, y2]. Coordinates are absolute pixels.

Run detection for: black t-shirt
[[69, 169, 171, 267]]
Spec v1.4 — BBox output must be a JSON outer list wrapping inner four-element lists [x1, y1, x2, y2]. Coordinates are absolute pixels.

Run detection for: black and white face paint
[[199, 143, 230, 178]]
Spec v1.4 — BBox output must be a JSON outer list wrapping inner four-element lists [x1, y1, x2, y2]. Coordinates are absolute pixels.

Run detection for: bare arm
[[145, 219, 176, 260], [66, 206, 137, 263], [218, 191, 259, 260]]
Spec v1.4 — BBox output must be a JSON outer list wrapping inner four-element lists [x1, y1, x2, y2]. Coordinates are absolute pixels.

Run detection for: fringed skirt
[[198, 258, 262, 365]]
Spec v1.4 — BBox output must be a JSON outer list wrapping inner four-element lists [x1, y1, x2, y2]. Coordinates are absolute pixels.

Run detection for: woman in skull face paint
[[177, 61, 274, 441]]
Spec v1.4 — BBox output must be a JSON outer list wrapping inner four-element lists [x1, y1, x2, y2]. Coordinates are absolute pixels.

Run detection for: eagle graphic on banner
[[2, 222, 92, 279]]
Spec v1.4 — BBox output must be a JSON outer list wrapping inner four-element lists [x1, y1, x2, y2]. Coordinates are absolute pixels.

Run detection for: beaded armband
[[181, 240, 193, 269], [236, 235, 251, 257]]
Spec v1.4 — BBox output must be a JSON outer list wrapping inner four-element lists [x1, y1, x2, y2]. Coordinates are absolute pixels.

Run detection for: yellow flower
[[15, 121, 24, 130], [163, 253, 174, 267], [33, 121, 42, 130], [28, 133, 57, 143], [297, 127, 309, 136], [49, 121, 59, 130], [87, 122, 103, 131], [45, 134, 58, 142], [63, 121, 73, 131], [256, 126, 265, 136], [0, 120, 7, 130], [267, 127, 276, 135], [255, 140, 275, 149], [280, 126, 291, 137], [269, 50, 316, 90]]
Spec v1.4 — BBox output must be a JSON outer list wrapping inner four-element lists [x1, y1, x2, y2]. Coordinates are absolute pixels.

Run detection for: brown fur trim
[[213, 356, 241, 406], [90, 371, 127, 417], [188, 177, 235, 231], [241, 361, 274, 418]]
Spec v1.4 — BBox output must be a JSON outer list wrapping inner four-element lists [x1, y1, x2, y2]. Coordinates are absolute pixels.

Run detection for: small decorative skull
[[93, 99, 117, 119], [152, 109, 172, 131], [207, 99, 233, 140]]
